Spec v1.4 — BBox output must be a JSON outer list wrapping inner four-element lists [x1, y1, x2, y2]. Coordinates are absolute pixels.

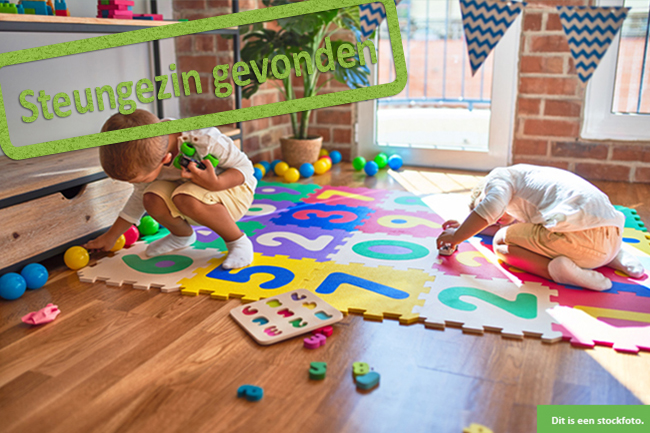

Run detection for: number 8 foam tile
[[412, 273, 563, 342], [302, 185, 391, 208], [355, 208, 445, 238], [250, 225, 353, 262]]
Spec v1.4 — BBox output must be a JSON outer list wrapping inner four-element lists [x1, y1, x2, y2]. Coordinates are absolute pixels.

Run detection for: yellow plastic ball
[[64, 246, 89, 270], [274, 161, 289, 176], [313, 159, 329, 175], [253, 163, 266, 176], [283, 167, 300, 183], [110, 235, 126, 252], [319, 156, 332, 170], [319, 148, 329, 157]]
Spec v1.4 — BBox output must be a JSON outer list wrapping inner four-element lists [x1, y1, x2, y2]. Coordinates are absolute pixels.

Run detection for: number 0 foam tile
[[78, 242, 222, 292], [412, 274, 563, 342]]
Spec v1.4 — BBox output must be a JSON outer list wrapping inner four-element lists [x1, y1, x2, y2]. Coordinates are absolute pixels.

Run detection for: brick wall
[[513, 2, 650, 183]]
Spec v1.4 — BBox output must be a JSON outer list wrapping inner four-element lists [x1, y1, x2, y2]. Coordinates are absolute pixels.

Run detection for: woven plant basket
[[280, 136, 323, 168]]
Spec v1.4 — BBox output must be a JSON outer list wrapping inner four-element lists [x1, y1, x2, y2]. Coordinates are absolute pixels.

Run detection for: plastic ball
[[260, 161, 271, 174], [270, 159, 282, 171], [110, 234, 126, 252], [388, 154, 403, 170], [254, 167, 263, 181], [20, 263, 48, 290], [64, 246, 89, 271], [253, 163, 266, 176], [299, 163, 315, 178], [274, 161, 289, 177], [374, 153, 388, 169], [314, 159, 329, 175], [123, 226, 139, 247], [138, 216, 160, 236], [0, 273, 27, 300], [319, 148, 329, 157], [364, 160, 379, 176], [352, 156, 366, 171], [283, 167, 300, 183], [329, 150, 342, 164]]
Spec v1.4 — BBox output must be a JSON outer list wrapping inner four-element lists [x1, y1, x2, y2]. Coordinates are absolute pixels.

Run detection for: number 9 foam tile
[[355, 208, 445, 238], [230, 289, 343, 345]]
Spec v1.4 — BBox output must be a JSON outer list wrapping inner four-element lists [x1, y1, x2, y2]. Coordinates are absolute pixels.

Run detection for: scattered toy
[[312, 326, 333, 337], [299, 163, 315, 178], [387, 154, 403, 170], [22, 304, 60, 325], [64, 246, 89, 270], [0, 273, 26, 300], [309, 362, 327, 380], [352, 362, 370, 377], [304, 332, 327, 349], [364, 160, 378, 176], [20, 263, 48, 290], [138, 215, 160, 237], [352, 156, 366, 171], [355, 371, 380, 390], [237, 385, 263, 402], [123, 225, 140, 247], [110, 234, 126, 252], [329, 150, 342, 164]]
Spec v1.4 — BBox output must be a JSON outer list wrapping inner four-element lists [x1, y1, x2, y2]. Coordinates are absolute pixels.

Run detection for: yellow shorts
[[503, 223, 621, 269], [143, 180, 254, 225]]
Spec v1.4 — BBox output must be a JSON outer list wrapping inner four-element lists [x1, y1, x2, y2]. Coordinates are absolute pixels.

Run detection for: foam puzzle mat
[[78, 181, 650, 352]]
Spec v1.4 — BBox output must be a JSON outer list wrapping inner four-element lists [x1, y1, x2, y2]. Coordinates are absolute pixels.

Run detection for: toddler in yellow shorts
[[436, 164, 645, 291], [85, 109, 257, 269]]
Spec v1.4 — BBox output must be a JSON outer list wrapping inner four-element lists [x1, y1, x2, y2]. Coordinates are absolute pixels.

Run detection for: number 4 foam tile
[[78, 242, 222, 293], [412, 273, 563, 342]]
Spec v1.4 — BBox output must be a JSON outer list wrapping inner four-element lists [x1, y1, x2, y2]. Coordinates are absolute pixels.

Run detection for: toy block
[[24, 8, 35, 14], [303, 333, 326, 349], [312, 325, 333, 337], [236, 385, 263, 402], [352, 362, 370, 377], [20, 1, 50, 15], [55, 9, 66, 16], [97, 4, 131, 10], [54, 0, 66, 10], [133, 13, 163, 20], [309, 362, 327, 380], [100, 0, 134, 5], [133, 15, 153, 20], [0, 3, 18, 13], [355, 372, 380, 390], [17, 4, 24, 13]]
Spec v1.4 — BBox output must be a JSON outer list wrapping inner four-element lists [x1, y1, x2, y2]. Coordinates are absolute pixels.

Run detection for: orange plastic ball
[[313, 159, 329, 175], [283, 167, 300, 183], [274, 161, 289, 176], [110, 235, 126, 252]]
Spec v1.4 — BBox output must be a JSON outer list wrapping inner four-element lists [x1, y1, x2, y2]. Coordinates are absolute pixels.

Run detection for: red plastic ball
[[123, 225, 140, 247]]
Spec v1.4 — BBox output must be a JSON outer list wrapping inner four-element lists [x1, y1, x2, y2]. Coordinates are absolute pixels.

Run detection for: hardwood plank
[[396, 170, 443, 194], [420, 171, 467, 193]]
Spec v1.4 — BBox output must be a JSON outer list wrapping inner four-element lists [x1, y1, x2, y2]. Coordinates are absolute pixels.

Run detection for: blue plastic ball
[[0, 273, 27, 300], [299, 163, 315, 178], [388, 154, 403, 170], [260, 161, 271, 174], [21, 263, 48, 290], [364, 161, 379, 176], [253, 167, 263, 181], [270, 160, 282, 171], [329, 150, 342, 164]]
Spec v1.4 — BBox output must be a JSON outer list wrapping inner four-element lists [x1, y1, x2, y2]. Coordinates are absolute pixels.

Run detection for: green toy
[[173, 142, 219, 170]]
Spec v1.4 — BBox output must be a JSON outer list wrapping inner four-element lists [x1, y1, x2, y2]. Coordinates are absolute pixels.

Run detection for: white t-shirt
[[118, 126, 256, 225], [473, 164, 624, 232]]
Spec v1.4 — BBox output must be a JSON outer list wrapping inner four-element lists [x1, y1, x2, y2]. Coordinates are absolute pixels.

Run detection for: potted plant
[[238, 0, 371, 167]]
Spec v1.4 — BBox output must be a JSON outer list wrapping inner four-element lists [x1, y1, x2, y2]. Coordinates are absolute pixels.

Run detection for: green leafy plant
[[239, 0, 371, 139]]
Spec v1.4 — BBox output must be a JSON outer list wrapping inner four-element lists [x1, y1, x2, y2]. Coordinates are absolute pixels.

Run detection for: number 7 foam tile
[[302, 185, 391, 208]]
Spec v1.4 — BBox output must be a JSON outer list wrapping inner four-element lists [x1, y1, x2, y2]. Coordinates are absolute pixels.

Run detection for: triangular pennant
[[459, 0, 526, 75], [359, 1, 401, 40], [557, 6, 629, 83]]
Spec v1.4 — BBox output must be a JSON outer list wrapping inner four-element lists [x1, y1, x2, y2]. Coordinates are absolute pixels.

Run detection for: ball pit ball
[[283, 167, 300, 183], [299, 163, 315, 178], [314, 159, 329, 175], [274, 161, 289, 177], [319, 148, 329, 157], [253, 163, 266, 176], [364, 160, 379, 176], [64, 246, 89, 271], [352, 156, 366, 171], [319, 155, 332, 170], [374, 153, 388, 169], [0, 273, 27, 300], [260, 161, 271, 174], [270, 160, 282, 171], [138, 216, 160, 237], [110, 234, 126, 252], [388, 154, 403, 170], [20, 263, 48, 290], [123, 225, 139, 247], [254, 167, 264, 181], [329, 150, 342, 164]]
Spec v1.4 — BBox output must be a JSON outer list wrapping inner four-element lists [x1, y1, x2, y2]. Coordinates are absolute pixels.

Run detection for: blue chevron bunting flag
[[460, 0, 526, 75], [557, 6, 629, 83], [359, 1, 401, 39]]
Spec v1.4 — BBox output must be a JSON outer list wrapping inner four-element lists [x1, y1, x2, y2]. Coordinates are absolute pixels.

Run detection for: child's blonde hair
[[469, 178, 487, 211], [99, 109, 167, 181]]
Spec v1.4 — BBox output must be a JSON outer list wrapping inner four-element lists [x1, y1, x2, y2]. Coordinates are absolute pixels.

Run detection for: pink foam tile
[[430, 241, 513, 280]]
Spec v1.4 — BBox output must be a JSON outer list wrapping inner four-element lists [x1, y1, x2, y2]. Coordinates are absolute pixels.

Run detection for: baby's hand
[[181, 158, 218, 190], [83, 233, 116, 252], [442, 220, 461, 230], [436, 227, 458, 251]]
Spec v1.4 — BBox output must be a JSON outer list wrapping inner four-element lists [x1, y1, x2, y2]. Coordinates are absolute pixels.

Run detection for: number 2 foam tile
[[302, 185, 391, 208], [430, 238, 514, 281], [303, 261, 434, 324], [412, 273, 563, 342], [254, 181, 322, 203], [78, 242, 222, 293], [355, 208, 445, 238], [178, 253, 324, 301]]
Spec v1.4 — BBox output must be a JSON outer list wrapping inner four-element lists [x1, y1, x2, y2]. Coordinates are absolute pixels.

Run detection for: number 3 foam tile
[[179, 253, 323, 301], [250, 225, 353, 262], [302, 185, 391, 208], [412, 273, 563, 342], [78, 242, 222, 292], [355, 208, 445, 238], [271, 203, 374, 232], [304, 261, 434, 324]]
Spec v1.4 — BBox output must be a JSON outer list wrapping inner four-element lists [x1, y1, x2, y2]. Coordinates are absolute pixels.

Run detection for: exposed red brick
[[271, 114, 291, 126], [308, 127, 331, 143], [518, 98, 541, 115], [544, 100, 581, 117], [567, 57, 576, 74], [245, 117, 271, 134], [178, 55, 217, 74], [175, 35, 192, 52], [523, 118, 580, 137], [333, 128, 353, 144], [243, 134, 260, 153], [174, 0, 205, 10], [611, 144, 650, 163], [551, 142, 608, 159], [520, 77, 576, 96], [574, 163, 631, 182], [251, 91, 278, 106], [512, 156, 570, 170], [513, 139, 548, 156], [187, 97, 233, 115], [316, 109, 352, 125], [546, 14, 564, 31], [635, 167, 650, 183], [194, 35, 215, 53], [523, 13, 542, 31], [520, 56, 564, 74], [206, 0, 230, 8], [217, 35, 232, 52], [530, 35, 570, 53]]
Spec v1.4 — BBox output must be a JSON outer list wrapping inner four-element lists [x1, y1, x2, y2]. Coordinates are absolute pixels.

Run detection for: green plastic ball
[[352, 156, 366, 171], [138, 216, 160, 237], [374, 153, 388, 169]]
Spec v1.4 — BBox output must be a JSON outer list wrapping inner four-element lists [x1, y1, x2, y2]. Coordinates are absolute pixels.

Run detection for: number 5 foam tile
[[78, 242, 222, 292], [302, 185, 391, 208], [271, 203, 374, 232], [250, 224, 353, 262], [303, 262, 434, 324], [178, 253, 324, 301], [355, 208, 445, 238], [412, 273, 563, 342], [254, 181, 322, 203]]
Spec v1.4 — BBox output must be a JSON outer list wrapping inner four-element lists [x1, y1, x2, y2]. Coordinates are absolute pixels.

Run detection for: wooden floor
[[1, 164, 649, 433]]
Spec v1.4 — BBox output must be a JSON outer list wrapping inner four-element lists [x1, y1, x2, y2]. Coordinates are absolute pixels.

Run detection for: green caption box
[[538, 405, 650, 433], [0, 0, 406, 160]]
